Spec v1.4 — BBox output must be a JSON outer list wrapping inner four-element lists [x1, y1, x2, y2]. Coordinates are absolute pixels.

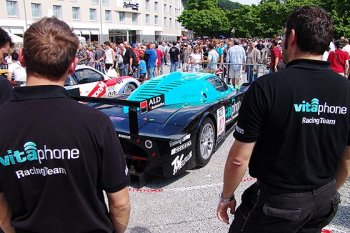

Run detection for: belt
[[256, 179, 336, 195]]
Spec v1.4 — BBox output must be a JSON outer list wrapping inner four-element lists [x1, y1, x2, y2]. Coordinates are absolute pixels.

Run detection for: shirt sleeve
[[233, 81, 269, 142], [100, 120, 129, 193]]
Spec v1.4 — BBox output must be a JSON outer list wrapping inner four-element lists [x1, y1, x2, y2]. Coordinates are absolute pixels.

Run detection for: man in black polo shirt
[[217, 6, 350, 233], [0, 17, 130, 233]]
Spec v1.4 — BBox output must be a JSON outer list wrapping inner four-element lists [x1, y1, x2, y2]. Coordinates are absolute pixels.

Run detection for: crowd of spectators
[[1, 35, 349, 86]]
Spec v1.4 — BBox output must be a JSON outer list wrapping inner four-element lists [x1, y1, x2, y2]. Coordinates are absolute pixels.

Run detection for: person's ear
[[68, 57, 78, 75], [19, 48, 26, 66]]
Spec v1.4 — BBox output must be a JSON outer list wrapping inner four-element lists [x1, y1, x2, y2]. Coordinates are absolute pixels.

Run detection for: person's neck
[[26, 73, 66, 86], [287, 49, 323, 63]]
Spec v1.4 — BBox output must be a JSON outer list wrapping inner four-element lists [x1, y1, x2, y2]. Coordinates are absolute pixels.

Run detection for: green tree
[[178, 0, 230, 37]]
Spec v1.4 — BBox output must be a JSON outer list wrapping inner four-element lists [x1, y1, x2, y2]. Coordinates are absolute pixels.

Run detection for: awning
[[4, 29, 23, 43]]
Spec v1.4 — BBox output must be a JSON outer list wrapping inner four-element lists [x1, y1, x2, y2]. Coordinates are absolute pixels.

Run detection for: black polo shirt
[[234, 59, 350, 191], [0, 85, 129, 233], [0, 78, 13, 105]]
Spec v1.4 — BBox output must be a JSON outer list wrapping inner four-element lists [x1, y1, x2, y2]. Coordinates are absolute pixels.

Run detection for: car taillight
[[151, 152, 157, 158], [135, 138, 141, 144]]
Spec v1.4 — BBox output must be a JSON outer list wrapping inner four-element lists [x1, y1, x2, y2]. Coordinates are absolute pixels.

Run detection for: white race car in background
[[64, 65, 140, 97]]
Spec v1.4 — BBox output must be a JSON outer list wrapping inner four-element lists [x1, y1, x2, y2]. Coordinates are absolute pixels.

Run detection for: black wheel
[[123, 83, 137, 94], [196, 118, 216, 167]]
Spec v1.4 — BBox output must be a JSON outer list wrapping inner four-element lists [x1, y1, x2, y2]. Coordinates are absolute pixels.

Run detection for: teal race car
[[87, 72, 248, 183]]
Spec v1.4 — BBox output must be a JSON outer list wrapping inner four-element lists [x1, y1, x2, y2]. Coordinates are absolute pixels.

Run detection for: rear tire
[[196, 118, 216, 167]]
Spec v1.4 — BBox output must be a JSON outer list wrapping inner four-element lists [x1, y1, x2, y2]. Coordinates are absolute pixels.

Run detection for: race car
[[64, 65, 140, 97], [80, 72, 248, 184]]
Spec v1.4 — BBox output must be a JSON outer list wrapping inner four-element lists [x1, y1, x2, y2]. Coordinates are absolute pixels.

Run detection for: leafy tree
[[218, 0, 241, 11], [178, 0, 230, 37]]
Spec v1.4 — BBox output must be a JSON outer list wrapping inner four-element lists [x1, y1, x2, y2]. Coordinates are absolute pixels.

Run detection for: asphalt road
[[126, 133, 350, 233]]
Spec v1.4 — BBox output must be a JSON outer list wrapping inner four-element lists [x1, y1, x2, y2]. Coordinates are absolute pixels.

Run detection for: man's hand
[[216, 198, 236, 225]]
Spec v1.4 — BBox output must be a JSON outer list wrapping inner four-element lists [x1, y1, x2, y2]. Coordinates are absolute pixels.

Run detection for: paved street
[[126, 133, 350, 233]]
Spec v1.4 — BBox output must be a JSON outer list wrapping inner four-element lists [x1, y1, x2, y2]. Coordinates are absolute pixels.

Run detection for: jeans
[[246, 65, 257, 83], [122, 63, 130, 76], [229, 180, 340, 233], [170, 61, 179, 73], [147, 66, 156, 79]]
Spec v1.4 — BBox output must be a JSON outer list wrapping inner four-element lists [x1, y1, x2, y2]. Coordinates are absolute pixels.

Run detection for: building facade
[[0, 0, 184, 43]]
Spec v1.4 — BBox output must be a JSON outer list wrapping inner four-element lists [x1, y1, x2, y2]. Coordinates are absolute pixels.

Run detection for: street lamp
[[23, 0, 28, 31], [99, 0, 103, 43]]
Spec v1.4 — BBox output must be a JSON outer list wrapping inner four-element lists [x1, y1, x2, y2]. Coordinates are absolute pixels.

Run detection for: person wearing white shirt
[[7, 51, 26, 83]]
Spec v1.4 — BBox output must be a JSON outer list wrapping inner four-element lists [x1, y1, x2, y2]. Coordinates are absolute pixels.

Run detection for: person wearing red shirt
[[328, 40, 349, 78], [270, 40, 283, 72], [155, 44, 163, 76]]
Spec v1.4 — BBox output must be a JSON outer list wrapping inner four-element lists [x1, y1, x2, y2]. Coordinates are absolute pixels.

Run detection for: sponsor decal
[[1, 142, 79, 179], [118, 134, 131, 139], [171, 141, 192, 155], [169, 134, 191, 147], [294, 98, 347, 125], [217, 106, 225, 137], [88, 81, 107, 97], [0, 142, 79, 167], [139, 94, 165, 114], [140, 100, 148, 114], [171, 151, 192, 175], [16, 167, 67, 179], [294, 98, 347, 115], [225, 100, 241, 123]]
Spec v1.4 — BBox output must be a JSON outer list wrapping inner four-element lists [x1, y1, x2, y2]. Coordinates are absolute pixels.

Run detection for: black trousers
[[229, 180, 340, 233]]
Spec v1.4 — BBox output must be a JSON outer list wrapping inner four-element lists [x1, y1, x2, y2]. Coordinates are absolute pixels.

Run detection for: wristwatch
[[220, 192, 235, 203]]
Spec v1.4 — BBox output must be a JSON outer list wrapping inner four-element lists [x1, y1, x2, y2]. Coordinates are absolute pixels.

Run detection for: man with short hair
[[226, 38, 246, 87], [270, 39, 283, 72], [145, 43, 157, 78], [169, 42, 180, 73], [0, 17, 131, 233], [217, 6, 350, 233], [7, 51, 26, 84], [0, 27, 13, 106], [207, 43, 219, 72]]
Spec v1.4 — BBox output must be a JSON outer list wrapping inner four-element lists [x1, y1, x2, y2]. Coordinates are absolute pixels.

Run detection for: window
[[90, 8, 97, 21], [145, 14, 150, 25], [154, 2, 158, 12], [145, 0, 150, 11], [105, 10, 111, 22], [119, 12, 125, 23], [169, 6, 172, 15], [132, 13, 138, 24], [72, 7, 80, 20], [91, 0, 98, 4], [164, 4, 167, 14], [164, 17, 167, 27], [169, 18, 172, 27], [53, 5, 62, 19], [207, 76, 229, 92], [6, 0, 19, 17], [154, 15, 158, 25], [31, 3, 42, 18], [102, 0, 109, 5]]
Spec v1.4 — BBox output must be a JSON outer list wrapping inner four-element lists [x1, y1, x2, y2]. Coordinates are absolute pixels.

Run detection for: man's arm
[[217, 140, 255, 224], [335, 146, 350, 190], [222, 140, 255, 198], [107, 187, 131, 233], [0, 193, 15, 233]]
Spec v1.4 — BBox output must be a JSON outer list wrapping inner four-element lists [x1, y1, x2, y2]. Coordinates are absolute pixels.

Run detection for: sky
[[234, 0, 260, 5]]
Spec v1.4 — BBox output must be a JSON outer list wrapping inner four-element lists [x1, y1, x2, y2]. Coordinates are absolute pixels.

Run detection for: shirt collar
[[12, 85, 70, 101], [286, 59, 331, 71]]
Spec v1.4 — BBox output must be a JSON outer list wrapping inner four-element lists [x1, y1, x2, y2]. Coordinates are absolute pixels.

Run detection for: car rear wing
[[72, 94, 165, 136]]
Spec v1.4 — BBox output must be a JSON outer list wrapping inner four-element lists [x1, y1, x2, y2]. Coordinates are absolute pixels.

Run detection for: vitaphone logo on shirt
[[0, 141, 80, 166], [294, 98, 347, 125]]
